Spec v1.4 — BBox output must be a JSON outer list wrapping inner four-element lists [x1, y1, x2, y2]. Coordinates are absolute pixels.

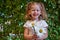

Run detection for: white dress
[[23, 20, 48, 40]]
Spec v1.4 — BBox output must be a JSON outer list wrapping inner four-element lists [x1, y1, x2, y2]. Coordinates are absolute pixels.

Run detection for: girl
[[23, 2, 48, 40]]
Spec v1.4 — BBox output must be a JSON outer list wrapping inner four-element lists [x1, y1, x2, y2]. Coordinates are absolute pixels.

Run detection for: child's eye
[[37, 10, 40, 11]]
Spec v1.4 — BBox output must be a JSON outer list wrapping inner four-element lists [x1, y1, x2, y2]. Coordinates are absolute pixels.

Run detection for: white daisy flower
[[35, 27, 47, 37]]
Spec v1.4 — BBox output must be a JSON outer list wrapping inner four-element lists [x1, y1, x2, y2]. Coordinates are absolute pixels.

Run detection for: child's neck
[[31, 18, 39, 21]]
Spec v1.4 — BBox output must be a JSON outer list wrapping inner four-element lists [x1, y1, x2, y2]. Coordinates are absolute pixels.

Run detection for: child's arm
[[24, 27, 33, 40]]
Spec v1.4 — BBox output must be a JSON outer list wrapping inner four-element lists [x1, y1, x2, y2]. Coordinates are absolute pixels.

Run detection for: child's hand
[[32, 34, 38, 39]]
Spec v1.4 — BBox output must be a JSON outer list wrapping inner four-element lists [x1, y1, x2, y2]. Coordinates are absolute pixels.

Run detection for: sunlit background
[[0, 0, 60, 40]]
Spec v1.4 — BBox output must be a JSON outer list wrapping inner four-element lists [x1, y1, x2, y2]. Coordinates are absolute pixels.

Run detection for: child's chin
[[33, 17, 38, 19]]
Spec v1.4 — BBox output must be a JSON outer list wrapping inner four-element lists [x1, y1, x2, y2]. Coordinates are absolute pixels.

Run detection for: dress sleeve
[[42, 20, 48, 28], [23, 21, 31, 28]]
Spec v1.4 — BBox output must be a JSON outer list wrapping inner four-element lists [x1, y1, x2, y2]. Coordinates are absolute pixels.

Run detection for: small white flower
[[31, 21, 37, 34], [9, 15, 13, 17], [9, 33, 16, 37], [5, 21, 11, 25], [31, 20, 37, 27], [31, 21, 35, 27], [0, 24, 3, 32]]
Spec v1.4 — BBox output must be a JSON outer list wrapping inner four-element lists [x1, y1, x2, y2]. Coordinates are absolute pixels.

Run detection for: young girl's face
[[29, 4, 41, 20]]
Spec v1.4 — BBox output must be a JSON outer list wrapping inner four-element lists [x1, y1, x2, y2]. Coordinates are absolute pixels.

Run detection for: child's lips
[[33, 13, 38, 16]]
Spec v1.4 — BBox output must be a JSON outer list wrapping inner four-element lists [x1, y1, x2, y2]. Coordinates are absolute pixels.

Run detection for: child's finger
[[33, 34, 38, 38]]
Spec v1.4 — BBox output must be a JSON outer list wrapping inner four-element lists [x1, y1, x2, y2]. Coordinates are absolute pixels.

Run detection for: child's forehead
[[27, 2, 42, 10], [31, 4, 40, 7]]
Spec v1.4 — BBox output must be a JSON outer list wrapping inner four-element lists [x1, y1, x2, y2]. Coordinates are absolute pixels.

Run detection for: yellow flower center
[[39, 29, 43, 33], [31, 22, 35, 27]]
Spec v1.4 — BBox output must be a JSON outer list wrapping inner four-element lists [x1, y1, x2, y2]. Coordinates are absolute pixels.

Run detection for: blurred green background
[[0, 0, 60, 40]]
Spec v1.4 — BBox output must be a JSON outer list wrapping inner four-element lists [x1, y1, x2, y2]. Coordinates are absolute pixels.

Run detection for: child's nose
[[34, 10, 37, 13]]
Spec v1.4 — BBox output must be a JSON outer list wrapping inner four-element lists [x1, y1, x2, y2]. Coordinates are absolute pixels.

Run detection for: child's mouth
[[33, 13, 38, 16]]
